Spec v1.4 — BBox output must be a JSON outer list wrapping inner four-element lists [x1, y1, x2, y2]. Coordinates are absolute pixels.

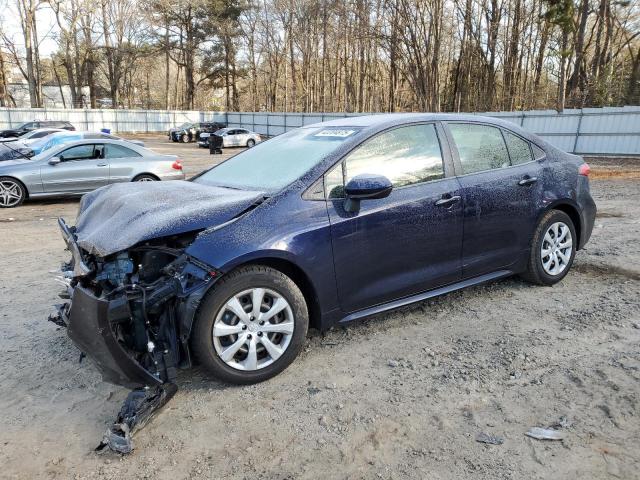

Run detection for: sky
[[1, 2, 60, 59]]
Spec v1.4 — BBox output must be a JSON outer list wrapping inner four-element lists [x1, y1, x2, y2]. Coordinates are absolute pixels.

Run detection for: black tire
[[0, 176, 26, 208], [180, 133, 190, 143], [246, 139, 256, 148], [133, 174, 158, 182], [192, 265, 309, 384], [521, 210, 577, 286]]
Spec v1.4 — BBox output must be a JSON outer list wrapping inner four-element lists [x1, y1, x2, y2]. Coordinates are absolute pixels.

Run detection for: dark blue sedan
[[54, 113, 596, 392]]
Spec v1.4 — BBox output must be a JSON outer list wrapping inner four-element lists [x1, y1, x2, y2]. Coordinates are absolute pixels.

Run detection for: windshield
[[194, 127, 360, 191], [213, 128, 228, 135], [41, 133, 81, 152]]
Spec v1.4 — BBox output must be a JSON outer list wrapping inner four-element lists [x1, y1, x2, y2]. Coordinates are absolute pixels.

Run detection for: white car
[[198, 128, 262, 148], [8, 128, 66, 145]]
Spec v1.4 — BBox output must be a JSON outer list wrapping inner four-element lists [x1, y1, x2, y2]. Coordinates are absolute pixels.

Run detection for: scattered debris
[[96, 383, 178, 454], [525, 427, 565, 441], [548, 416, 571, 429], [475, 432, 504, 445]]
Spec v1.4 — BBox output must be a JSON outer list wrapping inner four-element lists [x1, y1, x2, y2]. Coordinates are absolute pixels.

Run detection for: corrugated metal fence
[[1, 106, 638, 156]]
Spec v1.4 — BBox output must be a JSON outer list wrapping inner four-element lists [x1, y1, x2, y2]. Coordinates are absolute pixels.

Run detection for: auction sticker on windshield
[[314, 129, 357, 138]]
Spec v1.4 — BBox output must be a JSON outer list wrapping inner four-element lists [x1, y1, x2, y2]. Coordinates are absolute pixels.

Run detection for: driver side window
[[324, 123, 444, 198], [59, 144, 98, 161]]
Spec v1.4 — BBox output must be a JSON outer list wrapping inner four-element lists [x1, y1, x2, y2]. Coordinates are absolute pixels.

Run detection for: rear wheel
[[521, 210, 576, 285], [0, 177, 26, 208], [246, 139, 256, 148], [192, 266, 308, 384], [133, 174, 158, 182]]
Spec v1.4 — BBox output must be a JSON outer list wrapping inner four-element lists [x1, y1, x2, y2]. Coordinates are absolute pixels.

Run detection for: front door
[[41, 143, 109, 193], [326, 123, 463, 313], [445, 122, 544, 278]]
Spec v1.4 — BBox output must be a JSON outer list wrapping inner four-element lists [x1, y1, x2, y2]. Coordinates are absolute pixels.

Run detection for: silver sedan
[[198, 128, 262, 148], [0, 139, 185, 207]]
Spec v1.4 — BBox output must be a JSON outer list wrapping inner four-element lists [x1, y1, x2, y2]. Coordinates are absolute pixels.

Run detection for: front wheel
[[246, 139, 256, 148], [133, 174, 158, 182], [191, 266, 309, 384], [0, 177, 26, 208], [521, 210, 576, 285], [180, 133, 190, 143]]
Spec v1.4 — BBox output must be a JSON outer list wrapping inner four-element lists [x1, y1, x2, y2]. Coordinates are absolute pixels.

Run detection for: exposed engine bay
[[50, 218, 219, 454]]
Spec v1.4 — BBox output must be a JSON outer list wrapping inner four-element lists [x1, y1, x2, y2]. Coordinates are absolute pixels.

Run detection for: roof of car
[[308, 113, 509, 128]]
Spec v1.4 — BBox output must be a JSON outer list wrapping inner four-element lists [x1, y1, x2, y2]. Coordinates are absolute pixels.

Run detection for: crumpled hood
[[74, 181, 265, 257]]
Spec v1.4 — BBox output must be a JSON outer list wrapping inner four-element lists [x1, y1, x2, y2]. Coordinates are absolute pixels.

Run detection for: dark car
[[53, 113, 595, 425], [0, 120, 75, 138], [168, 121, 226, 143]]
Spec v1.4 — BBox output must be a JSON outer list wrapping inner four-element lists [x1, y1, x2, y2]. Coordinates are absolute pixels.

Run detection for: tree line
[[0, 0, 638, 112]]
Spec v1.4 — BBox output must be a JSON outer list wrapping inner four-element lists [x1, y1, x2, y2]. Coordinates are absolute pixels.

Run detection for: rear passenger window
[[504, 131, 533, 165], [449, 123, 510, 174]]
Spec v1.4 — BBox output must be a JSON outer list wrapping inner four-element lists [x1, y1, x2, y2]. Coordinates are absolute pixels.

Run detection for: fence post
[[284, 112, 287, 133], [573, 109, 584, 154], [84, 108, 89, 130], [7, 108, 12, 128]]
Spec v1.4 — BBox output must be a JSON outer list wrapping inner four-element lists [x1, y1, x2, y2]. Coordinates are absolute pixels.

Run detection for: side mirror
[[343, 174, 393, 213], [48, 156, 61, 165]]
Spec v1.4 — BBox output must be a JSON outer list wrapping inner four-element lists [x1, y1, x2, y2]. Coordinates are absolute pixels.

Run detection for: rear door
[[444, 122, 543, 278], [104, 143, 144, 183], [235, 129, 250, 146], [41, 143, 109, 193], [326, 123, 463, 313]]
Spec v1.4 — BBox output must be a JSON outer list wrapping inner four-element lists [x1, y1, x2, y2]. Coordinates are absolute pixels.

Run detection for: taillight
[[172, 160, 183, 170], [578, 163, 590, 176]]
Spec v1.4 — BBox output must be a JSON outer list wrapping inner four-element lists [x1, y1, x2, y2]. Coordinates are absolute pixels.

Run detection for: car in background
[[8, 128, 66, 145], [0, 141, 34, 162], [0, 139, 184, 207], [0, 120, 75, 138], [199, 127, 261, 148], [169, 122, 226, 143], [32, 131, 145, 155]]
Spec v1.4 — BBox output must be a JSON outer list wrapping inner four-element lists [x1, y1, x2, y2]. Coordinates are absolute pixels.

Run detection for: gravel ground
[[0, 140, 638, 479]]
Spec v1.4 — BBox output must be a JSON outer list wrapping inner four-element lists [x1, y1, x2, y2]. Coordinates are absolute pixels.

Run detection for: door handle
[[518, 176, 538, 186], [435, 195, 461, 207], [97, 163, 108, 167]]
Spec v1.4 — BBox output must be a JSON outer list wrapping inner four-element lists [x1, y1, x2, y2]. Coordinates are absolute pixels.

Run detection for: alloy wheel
[[540, 221, 573, 276], [212, 288, 294, 371], [0, 180, 23, 207]]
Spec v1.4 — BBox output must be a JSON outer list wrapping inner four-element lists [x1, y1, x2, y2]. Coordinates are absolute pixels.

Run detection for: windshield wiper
[[0, 141, 32, 161]]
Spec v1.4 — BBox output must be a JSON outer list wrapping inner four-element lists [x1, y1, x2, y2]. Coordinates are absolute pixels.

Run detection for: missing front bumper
[[67, 286, 162, 389]]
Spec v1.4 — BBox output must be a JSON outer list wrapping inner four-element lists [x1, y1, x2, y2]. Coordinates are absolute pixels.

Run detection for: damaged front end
[[50, 217, 218, 454]]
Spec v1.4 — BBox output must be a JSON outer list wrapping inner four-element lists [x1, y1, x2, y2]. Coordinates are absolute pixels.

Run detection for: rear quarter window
[[503, 131, 533, 165]]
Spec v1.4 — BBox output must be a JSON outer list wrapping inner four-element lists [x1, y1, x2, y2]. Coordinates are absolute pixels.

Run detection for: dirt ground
[[0, 138, 639, 479]]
